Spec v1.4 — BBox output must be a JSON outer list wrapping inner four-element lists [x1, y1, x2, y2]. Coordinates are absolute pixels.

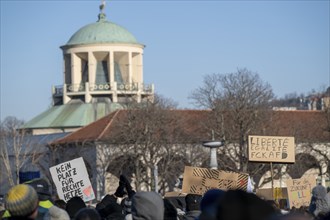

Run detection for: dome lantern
[[55, 0, 153, 110]]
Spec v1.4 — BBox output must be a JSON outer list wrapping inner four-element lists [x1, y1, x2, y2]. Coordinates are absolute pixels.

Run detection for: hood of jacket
[[131, 192, 164, 220]]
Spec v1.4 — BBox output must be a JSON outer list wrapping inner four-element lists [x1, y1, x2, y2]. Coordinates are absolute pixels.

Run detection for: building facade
[[51, 109, 330, 200]]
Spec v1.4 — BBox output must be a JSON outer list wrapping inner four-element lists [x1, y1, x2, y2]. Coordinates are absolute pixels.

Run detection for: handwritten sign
[[181, 166, 248, 195], [286, 177, 316, 208], [50, 157, 95, 202], [248, 135, 295, 163]]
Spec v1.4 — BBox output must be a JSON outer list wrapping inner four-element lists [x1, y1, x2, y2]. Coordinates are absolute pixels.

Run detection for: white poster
[[50, 157, 95, 202]]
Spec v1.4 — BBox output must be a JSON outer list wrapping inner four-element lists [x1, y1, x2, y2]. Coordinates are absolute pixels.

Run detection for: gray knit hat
[[5, 184, 39, 217]]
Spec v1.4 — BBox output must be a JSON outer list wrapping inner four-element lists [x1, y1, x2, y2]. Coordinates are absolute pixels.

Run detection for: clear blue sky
[[1, 0, 329, 122]]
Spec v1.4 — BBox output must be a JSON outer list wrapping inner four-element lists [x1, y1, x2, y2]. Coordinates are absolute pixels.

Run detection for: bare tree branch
[[189, 68, 274, 182]]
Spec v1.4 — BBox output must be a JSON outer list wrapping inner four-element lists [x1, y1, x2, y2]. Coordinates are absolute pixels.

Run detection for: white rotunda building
[[23, 5, 154, 135]]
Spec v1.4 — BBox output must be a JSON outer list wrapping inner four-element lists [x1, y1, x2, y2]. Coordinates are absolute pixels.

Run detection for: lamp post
[[154, 164, 158, 193], [202, 140, 225, 169]]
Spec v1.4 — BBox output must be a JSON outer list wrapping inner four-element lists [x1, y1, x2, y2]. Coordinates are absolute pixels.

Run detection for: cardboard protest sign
[[248, 135, 295, 163], [286, 177, 316, 208], [50, 157, 95, 202], [256, 187, 288, 200], [181, 166, 249, 195], [164, 191, 186, 198]]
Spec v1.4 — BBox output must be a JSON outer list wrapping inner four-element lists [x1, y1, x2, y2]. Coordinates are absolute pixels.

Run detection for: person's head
[[65, 196, 86, 219], [44, 205, 70, 220], [310, 184, 330, 217], [216, 190, 276, 220], [5, 184, 39, 219], [185, 194, 202, 212], [74, 208, 101, 220], [96, 194, 123, 219], [25, 178, 51, 201], [131, 191, 164, 220], [199, 189, 225, 220]]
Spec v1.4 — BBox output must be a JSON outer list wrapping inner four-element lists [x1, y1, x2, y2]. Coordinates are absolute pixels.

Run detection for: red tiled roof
[[52, 110, 120, 144], [51, 110, 330, 145], [265, 110, 330, 142]]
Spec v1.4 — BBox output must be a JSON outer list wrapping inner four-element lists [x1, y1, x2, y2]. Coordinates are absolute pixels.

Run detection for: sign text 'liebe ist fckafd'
[[248, 135, 295, 163], [50, 157, 95, 202]]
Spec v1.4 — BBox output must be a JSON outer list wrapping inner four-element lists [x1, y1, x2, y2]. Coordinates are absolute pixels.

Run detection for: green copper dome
[[66, 13, 139, 46]]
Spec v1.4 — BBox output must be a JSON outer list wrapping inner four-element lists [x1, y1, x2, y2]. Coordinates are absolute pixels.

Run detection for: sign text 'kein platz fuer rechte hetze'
[[50, 157, 95, 202]]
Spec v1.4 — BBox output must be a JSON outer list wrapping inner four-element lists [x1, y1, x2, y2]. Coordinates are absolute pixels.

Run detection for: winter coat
[[308, 185, 330, 217], [35, 200, 53, 220]]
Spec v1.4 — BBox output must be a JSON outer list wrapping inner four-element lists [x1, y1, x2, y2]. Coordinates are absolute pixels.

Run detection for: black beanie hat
[[185, 194, 202, 211], [65, 196, 86, 218]]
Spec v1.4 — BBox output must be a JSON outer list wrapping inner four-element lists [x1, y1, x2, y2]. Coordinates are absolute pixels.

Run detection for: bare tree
[[0, 116, 44, 186], [190, 68, 274, 174], [105, 94, 190, 192]]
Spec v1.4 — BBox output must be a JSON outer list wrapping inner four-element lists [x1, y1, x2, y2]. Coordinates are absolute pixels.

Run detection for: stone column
[[112, 82, 118, 102], [110, 51, 114, 87], [210, 148, 218, 169], [88, 52, 96, 89], [203, 140, 224, 170], [128, 51, 132, 84], [85, 82, 91, 103], [71, 53, 82, 91], [139, 53, 143, 83], [63, 83, 70, 104]]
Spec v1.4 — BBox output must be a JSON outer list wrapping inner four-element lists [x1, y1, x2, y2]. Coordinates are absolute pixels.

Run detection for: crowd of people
[[0, 175, 330, 220]]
